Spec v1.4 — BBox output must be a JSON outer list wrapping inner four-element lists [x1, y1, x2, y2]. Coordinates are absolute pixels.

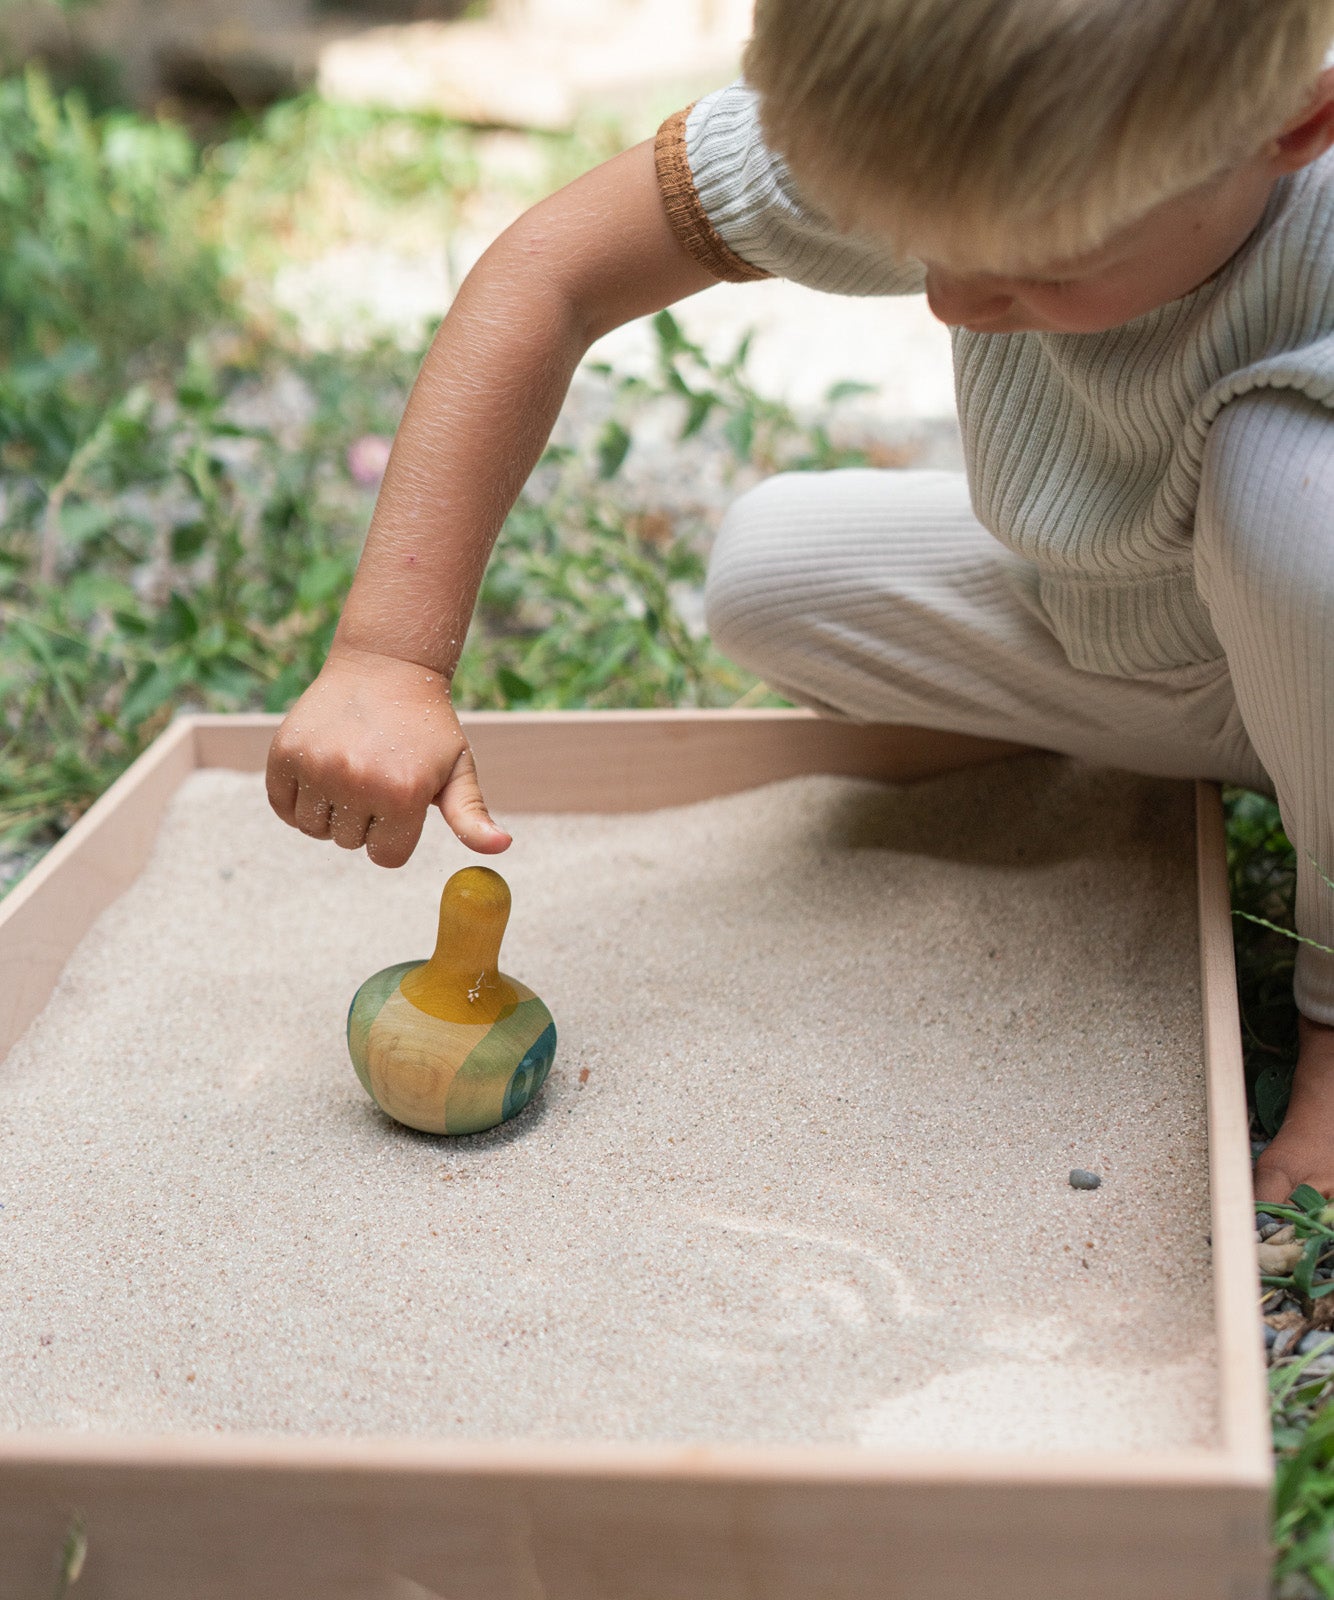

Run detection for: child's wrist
[[326, 636, 455, 687]]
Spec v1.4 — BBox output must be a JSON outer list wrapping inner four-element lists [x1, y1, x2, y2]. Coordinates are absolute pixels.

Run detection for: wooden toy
[[346, 866, 556, 1135]]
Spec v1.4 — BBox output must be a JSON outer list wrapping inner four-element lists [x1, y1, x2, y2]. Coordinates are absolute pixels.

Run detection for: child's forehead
[[920, 238, 1120, 279], [869, 165, 1230, 279], [882, 210, 1142, 279]]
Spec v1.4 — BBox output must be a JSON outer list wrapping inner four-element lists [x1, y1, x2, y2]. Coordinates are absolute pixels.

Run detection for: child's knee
[[705, 473, 816, 666], [1198, 392, 1334, 622]]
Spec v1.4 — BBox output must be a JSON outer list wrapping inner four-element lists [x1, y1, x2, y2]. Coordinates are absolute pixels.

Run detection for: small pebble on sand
[[1069, 1169, 1102, 1190]]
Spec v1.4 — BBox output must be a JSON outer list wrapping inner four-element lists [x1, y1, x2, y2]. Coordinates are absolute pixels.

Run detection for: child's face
[[913, 155, 1279, 336]]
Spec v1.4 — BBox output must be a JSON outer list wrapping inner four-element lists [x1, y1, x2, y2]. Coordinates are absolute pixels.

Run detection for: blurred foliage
[[0, 78, 877, 860], [1227, 785, 1301, 1136], [209, 96, 481, 288], [0, 66, 220, 479], [1273, 1335, 1334, 1598]]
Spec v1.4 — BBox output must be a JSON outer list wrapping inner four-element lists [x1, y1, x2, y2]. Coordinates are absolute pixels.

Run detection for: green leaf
[[824, 379, 878, 404], [171, 521, 208, 562], [59, 501, 120, 544], [1294, 1184, 1329, 1215], [161, 592, 198, 644], [112, 608, 150, 638], [120, 660, 186, 726], [295, 555, 351, 610], [496, 666, 533, 705], [724, 409, 755, 462], [1295, 1235, 1323, 1296], [652, 309, 687, 356], [681, 391, 717, 440], [596, 420, 632, 481]]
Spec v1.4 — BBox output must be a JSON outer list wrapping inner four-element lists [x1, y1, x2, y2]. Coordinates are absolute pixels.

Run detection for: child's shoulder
[[661, 81, 926, 299]]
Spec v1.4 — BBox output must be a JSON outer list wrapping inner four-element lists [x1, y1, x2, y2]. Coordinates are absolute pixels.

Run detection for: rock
[[1298, 1330, 1334, 1356], [1274, 1323, 1306, 1357], [1258, 1240, 1306, 1274], [1258, 1217, 1287, 1240], [1068, 1169, 1101, 1190], [1265, 1322, 1278, 1349]]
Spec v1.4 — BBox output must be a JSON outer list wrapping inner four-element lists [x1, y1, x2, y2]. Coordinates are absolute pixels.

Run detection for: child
[[266, 0, 1334, 1205]]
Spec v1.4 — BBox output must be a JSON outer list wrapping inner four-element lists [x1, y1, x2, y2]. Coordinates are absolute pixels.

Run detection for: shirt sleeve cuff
[[654, 105, 773, 285]]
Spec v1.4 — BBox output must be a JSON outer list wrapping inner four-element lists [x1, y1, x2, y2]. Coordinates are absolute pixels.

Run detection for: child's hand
[[265, 645, 511, 868]]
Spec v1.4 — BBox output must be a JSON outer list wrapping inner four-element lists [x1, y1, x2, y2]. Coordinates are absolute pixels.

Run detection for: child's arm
[[265, 139, 719, 867]]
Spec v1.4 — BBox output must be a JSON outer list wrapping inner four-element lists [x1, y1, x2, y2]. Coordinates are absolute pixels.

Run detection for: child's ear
[[1270, 67, 1334, 173]]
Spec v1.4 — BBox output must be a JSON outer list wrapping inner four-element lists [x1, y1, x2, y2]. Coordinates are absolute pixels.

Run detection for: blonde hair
[[744, 0, 1334, 268]]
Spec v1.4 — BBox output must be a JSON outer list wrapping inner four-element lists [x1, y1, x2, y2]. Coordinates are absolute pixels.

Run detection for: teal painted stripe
[[502, 1020, 557, 1123], [346, 960, 421, 1097], [445, 996, 554, 1135]]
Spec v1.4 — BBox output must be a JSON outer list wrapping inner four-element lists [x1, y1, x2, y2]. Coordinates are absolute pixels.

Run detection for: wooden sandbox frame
[[0, 710, 1270, 1600]]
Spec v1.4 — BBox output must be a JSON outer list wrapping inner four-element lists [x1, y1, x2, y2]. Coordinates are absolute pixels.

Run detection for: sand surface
[[0, 755, 1219, 1451]]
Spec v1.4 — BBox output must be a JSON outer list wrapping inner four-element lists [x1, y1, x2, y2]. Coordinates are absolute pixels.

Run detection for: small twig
[[1307, 851, 1334, 899], [1232, 910, 1334, 955]]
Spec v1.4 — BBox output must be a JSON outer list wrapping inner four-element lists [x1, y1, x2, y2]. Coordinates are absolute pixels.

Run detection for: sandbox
[[0, 712, 1269, 1600]]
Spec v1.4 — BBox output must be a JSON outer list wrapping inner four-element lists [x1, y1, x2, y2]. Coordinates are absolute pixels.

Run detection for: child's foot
[[1255, 1016, 1334, 1203]]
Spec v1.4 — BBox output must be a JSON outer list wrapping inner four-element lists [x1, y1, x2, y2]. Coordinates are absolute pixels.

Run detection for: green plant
[[591, 309, 880, 477], [457, 449, 751, 713], [1258, 1186, 1334, 1302], [0, 66, 219, 477], [1272, 1340, 1334, 1597], [0, 85, 814, 867]]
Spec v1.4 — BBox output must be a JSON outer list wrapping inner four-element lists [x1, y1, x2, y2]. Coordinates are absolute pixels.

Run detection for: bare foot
[[1255, 1015, 1334, 1204]]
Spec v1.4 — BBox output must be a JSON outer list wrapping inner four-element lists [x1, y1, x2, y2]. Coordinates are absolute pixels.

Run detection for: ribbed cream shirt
[[655, 82, 1334, 682]]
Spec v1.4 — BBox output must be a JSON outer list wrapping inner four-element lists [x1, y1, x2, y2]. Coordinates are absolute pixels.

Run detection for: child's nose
[[924, 268, 1014, 327]]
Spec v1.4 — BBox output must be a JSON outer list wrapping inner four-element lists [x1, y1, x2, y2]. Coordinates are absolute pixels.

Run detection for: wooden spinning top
[[346, 867, 556, 1135]]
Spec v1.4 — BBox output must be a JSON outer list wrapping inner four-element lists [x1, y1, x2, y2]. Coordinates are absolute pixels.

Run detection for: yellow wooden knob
[[346, 867, 556, 1135]]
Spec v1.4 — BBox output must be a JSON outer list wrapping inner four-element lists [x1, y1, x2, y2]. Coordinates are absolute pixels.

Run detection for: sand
[[0, 754, 1219, 1452]]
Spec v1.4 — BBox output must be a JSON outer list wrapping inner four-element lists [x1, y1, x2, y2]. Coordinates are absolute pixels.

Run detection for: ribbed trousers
[[705, 391, 1334, 1023]]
